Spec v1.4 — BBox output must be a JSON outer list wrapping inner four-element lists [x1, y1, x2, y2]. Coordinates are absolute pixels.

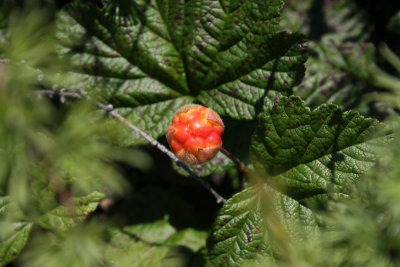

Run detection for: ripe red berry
[[167, 104, 224, 165]]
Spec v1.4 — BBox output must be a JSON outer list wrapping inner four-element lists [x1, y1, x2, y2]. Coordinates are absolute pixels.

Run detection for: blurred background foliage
[[0, 0, 400, 266]]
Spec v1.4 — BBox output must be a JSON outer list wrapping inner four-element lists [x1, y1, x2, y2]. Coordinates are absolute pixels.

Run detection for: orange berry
[[166, 104, 224, 165]]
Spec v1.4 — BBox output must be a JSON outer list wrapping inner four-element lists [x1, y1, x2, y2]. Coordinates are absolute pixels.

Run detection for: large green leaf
[[207, 183, 318, 267], [250, 96, 392, 204], [55, 0, 306, 145], [38, 191, 105, 231]]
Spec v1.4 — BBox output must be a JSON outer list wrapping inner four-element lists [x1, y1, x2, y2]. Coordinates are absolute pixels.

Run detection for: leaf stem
[[220, 147, 248, 173], [37, 89, 227, 204]]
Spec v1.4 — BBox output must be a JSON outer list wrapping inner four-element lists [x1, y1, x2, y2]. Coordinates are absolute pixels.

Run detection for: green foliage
[[207, 183, 318, 266], [37, 191, 105, 231], [55, 0, 307, 146], [250, 96, 391, 204], [0, 222, 32, 267], [0, 1, 400, 267], [105, 219, 208, 267]]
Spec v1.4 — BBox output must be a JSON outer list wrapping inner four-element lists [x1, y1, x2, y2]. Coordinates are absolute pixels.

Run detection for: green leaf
[[172, 151, 234, 177], [281, 0, 371, 42], [165, 228, 208, 252], [294, 41, 378, 111], [196, 33, 306, 119], [20, 224, 106, 267], [38, 191, 105, 231], [250, 96, 392, 204], [105, 223, 208, 267], [207, 183, 318, 267], [122, 218, 208, 252], [55, 0, 307, 145], [105, 228, 169, 267], [122, 218, 176, 244], [0, 222, 33, 267]]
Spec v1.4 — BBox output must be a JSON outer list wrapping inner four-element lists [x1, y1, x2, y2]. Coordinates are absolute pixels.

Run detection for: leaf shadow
[[326, 109, 346, 199], [254, 59, 280, 118]]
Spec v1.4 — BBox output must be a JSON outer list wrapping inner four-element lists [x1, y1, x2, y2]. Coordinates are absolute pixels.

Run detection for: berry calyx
[[167, 104, 224, 165]]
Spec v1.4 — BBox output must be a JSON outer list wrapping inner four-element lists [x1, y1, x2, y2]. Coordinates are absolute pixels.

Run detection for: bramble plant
[[1, 0, 400, 267]]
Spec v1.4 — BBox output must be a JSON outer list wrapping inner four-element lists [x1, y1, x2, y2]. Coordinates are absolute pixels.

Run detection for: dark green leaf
[[281, 0, 371, 42], [196, 33, 306, 119], [294, 41, 377, 111], [250, 96, 392, 204]]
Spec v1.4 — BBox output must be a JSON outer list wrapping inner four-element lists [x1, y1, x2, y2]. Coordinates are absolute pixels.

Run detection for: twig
[[37, 89, 227, 204]]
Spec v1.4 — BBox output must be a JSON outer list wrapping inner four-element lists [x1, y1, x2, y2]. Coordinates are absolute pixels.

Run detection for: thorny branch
[[38, 89, 227, 204]]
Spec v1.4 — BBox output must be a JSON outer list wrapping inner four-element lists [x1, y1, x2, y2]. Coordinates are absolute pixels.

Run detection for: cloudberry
[[167, 104, 224, 165]]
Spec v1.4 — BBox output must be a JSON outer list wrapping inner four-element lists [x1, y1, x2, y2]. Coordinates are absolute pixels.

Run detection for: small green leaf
[[207, 183, 318, 267], [0, 222, 33, 267], [250, 96, 392, 204], [121, 218, 208, 252], [122, 218, 176, 244], [38, 191, 105, 231], [106, 228, 169, 267], [165, 228, 208, 252]]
